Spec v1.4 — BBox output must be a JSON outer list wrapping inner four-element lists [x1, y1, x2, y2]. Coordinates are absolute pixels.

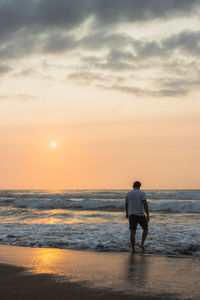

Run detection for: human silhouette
[[125, 181, 149, 253]]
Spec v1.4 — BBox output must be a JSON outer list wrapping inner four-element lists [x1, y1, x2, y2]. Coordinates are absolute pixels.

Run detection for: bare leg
[[130, 230, 136, 253], [140, 229, 148, 250]]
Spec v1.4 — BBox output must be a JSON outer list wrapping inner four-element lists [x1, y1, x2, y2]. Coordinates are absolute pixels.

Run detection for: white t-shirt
[[125, 190, 146, 216]]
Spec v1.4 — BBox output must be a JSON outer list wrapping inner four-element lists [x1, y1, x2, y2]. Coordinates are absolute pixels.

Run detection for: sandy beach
[[0, 245, 199, 300]]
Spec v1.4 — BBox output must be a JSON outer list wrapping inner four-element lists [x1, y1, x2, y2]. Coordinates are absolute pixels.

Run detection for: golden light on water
[[31, 248, 61, 274]]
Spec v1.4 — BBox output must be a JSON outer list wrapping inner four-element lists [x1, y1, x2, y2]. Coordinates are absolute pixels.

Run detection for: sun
[[51, 141, 56, 148]]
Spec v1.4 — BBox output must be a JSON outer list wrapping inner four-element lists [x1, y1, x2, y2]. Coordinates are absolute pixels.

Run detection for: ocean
[[0, 190, 199, 255]]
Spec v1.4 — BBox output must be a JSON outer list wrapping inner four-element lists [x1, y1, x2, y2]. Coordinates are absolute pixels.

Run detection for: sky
[[0, 0, 200, 189]]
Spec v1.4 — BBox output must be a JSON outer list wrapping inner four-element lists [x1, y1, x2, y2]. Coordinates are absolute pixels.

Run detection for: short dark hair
[[133, 181, 141, 188]]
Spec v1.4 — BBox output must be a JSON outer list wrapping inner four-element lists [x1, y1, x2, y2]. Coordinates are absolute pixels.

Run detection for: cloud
[[79, 32, 132, 50], [68, 70, 126, 86], [67, 29, 200, 97], [0, 0, 200, 98], [92, 0, 200, 24], [82, 30, 200, 67], [80, 30, 200, 60], [1, 0, 199, 32], [0, 0, 88, 37], [68, 71, 110, 85], [163, 30, 200, 56], [15, 94, 39, 101], [81, 53, 135, 71], [0, 64, 12, 74], [41, 31, 76, 54], [108, 85, 189, 97], [68, 69, 192, 97], [0, 93, 39, 101], [0, 1, 200, 60], [0, 0, 199, 43], [13, 67, 53, 82], [0, 30, 37, 60], [161, 78, 200, 90]]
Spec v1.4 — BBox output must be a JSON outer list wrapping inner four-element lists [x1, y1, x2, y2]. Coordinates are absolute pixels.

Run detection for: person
[[125, 181, 149, 253]]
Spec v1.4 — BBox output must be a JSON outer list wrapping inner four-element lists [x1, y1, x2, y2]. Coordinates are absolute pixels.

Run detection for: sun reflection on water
[[30, 248, 62, 274]]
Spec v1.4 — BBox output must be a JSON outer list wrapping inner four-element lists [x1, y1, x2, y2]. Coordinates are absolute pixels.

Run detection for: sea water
[[0, 190, 199, 255]]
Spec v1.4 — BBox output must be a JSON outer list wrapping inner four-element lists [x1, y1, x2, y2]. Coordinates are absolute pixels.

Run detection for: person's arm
[[125, 196, 129, 219], [143, 200, 150, 222]]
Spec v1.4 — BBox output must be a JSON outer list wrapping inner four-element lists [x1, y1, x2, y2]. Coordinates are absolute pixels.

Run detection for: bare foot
[[139, 244, 145, 251]]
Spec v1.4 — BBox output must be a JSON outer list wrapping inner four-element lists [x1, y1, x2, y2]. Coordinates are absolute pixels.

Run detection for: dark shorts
[[129, 214, 148, 231]]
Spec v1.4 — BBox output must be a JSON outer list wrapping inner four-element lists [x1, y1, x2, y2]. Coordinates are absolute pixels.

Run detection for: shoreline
[[0, 242, 198, 258], [0, 245, 199, 299]]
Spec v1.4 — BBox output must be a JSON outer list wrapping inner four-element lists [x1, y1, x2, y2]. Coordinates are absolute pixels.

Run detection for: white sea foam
[[0, 190, 200, 255], [0, 190, 199, 213], [0, 220, 200, 255], [6, 198, 199, 213]]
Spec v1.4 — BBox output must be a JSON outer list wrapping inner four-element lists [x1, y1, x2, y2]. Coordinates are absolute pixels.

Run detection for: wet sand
[[0, 245, 199, 300]]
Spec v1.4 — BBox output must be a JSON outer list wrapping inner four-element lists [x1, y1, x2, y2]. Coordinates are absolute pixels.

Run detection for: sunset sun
[[51, 141, 56, 148]]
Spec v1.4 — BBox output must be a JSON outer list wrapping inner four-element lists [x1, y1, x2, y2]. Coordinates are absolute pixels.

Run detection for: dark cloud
[[157, 88, 188, 97], [163, 31, 200, 56], [68, 71, 128, 91], [0, 0, 29, 38], [81, 53, 135, 71], [0, 29, 77, 60], [0, 1, 199, 60], [37, 0, 88, 28], [0, 64, 12, 74], [0, 0, 88, 38], [42, 31, 76, 53], [109, 85, 189, 97], [82, 30, 200, 59], [161, 78, 200, 90], [79, 30, 200, 65], [133, 40, 165, 58], [0, 0, 199, 40], [0, 0, 87, 59], [92, 0, 200, 24], [68, 71, 111, 85], [68, 28, 200, 97], [65, 28, 200, 97], [79, 32, 132, 50], [68, 66, 191, 97], [0, 0, 200, 98], [76, 31, 199, 75]]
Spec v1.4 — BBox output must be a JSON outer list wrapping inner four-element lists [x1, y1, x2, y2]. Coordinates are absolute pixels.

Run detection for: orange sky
[[1, 96, 200, 189], [0, 1, 200, 189]]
